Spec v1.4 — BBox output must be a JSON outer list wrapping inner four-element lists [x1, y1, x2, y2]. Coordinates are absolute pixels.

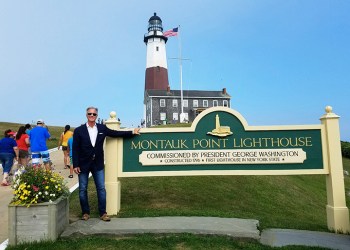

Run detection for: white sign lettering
[[139, 149, 306, 166]]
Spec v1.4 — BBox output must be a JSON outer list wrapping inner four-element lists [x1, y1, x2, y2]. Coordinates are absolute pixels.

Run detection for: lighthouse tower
[[144, 13, 169, 90]]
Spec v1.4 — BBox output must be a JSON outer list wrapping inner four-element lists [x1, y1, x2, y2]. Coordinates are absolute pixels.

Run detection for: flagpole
[[178, 25, 185, 123]]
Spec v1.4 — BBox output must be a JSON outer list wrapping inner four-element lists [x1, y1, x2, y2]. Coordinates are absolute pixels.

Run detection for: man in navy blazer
[[73, 106, 140, 221]]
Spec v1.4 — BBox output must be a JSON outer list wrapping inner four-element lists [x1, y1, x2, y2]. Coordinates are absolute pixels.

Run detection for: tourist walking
[[0, 130, 19, 186], [73, 106, 140, 221], [24, 123, 32, 161], [15, 126, 30, 166], [67, 135, 74, 178], [30, 119, 51, 170], [24, 123, 32, 135], [58, 125, 73, 169]]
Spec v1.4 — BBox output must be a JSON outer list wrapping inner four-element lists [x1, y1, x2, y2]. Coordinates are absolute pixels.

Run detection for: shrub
[[341, 141, 350, 158]]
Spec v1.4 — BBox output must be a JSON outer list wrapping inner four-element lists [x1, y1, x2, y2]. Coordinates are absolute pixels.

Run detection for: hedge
[[341, 141, 350, 159]]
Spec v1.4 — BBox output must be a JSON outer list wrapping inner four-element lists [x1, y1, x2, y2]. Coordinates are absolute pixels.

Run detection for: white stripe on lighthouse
[[146, 31, 168, 69]]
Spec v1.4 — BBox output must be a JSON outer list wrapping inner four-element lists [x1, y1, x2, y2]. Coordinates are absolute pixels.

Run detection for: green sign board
[[122, 108, 324, 174]]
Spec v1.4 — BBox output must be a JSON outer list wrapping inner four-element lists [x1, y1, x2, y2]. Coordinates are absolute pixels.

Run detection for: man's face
[[86, 108, 98, 122]]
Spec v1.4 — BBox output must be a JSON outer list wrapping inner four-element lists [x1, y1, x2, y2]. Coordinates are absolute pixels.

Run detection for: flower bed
[[11, 166, 69, 206]]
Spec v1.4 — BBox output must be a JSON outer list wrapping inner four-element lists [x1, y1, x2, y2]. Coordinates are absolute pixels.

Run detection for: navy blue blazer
[[72, 123, 133, 173]]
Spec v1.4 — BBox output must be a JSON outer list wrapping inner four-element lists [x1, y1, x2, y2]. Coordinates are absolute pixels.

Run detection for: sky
[[1, 1, 349, 140]]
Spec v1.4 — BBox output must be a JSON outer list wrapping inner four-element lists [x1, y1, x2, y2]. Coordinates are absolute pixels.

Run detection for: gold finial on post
[[325, 106, 333, 114], [105, 111, 121, 129], [109, 111, 117, 120]]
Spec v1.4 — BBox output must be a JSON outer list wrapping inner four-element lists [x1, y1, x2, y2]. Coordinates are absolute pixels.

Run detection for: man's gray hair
[[86, 106, 98, 113]]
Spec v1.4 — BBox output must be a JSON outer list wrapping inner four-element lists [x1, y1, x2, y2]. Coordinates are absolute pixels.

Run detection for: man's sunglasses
[[87, 113, 97, 116]]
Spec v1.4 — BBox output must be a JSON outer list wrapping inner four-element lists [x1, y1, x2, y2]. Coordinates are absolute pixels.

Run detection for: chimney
[[167, 85, 170, 93], [222, 88, 227, 94]]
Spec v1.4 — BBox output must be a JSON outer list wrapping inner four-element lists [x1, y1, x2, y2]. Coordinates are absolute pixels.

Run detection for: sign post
[[105, 111, 123, 214], [321, 106, 350, 232]]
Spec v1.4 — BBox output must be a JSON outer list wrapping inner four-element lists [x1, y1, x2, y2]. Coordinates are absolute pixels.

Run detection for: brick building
[[144, 87, 230, 127]]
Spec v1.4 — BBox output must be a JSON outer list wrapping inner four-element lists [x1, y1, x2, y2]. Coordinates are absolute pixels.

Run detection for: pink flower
[[32, 185, 39, 192]]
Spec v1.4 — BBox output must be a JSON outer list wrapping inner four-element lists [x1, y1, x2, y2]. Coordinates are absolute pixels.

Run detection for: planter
[[8, 196, 69, 245]]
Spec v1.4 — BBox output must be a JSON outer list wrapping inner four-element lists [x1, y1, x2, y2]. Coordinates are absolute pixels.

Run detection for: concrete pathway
[[2, 149, 350, 249], [260, 229, 350, 250], [61, 217, 260, 239], [0, 185, 12, 243]]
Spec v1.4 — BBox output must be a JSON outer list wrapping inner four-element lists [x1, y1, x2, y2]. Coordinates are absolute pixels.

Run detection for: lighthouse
[[142, 13, 231, 128], [144, 13, 169, 90]]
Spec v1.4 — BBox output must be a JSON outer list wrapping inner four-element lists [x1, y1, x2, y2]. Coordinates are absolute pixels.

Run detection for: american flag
[[163, 27, 178, 37]]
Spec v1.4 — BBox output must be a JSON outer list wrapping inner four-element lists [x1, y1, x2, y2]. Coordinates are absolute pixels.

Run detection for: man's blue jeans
[[78, 169, 106, 217]]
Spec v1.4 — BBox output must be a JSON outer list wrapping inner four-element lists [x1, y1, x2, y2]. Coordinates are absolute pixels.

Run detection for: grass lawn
[[69, 175, 333, 231], [6, 234, 329, 250], [68, 157, 350, 232]]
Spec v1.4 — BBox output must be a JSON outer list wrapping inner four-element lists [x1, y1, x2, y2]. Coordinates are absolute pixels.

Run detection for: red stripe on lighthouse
[[145, 67, 169, 90]]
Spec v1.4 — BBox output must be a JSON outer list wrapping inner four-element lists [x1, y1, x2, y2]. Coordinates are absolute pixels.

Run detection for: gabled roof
[[145, 89, 231, 98]]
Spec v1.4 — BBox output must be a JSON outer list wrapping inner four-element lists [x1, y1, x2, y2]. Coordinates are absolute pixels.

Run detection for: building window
[[160, 99, 165, 107], [172, 99, 178, 107], [213, 100, 218, 107], [203, 100, 208, 107], [193, 100, 198, 107], [183, 99, 188, 108], [160, 113, 166, 121], [173, 113, 178, 121], [223, 100, 228, 107], [183, 113, 188, 122]]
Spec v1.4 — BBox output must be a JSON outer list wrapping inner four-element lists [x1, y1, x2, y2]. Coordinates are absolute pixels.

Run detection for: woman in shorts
[[15, 126, 30, 166], [58, 125, 73, 169]]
